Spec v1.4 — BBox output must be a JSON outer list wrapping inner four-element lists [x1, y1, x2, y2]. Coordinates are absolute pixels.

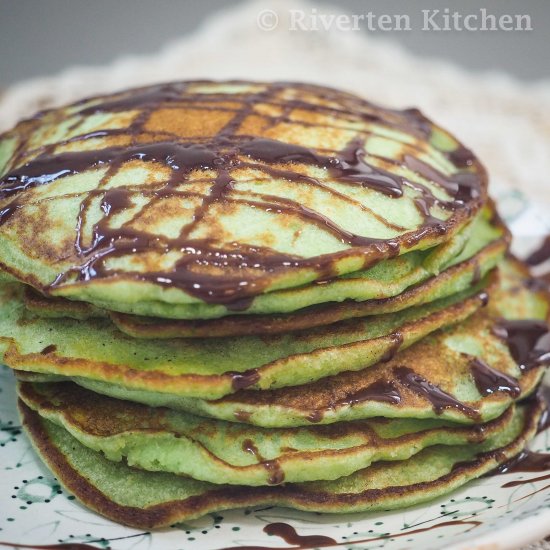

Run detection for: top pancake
[[0, 81, 487, 311]]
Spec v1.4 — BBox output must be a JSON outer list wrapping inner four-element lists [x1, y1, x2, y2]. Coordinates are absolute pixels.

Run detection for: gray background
[[1, 0, 549, 86]]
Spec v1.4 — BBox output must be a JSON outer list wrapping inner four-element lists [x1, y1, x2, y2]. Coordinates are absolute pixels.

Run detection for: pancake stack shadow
[[0, 81, 549, 529]]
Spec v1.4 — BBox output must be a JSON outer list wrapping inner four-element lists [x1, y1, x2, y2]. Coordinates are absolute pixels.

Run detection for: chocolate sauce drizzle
[[306, 378, 401, 423], [234, 409, 252, 423], [469, 358, 521, 397], [220, 519, 481, 550], [502, 473, 550, 490], [304, 356, 484, 423], [241, 439, 285, 485], [484, 387, 550, 488], [0, 81, 484, 306], [263, 523, 336, 548], [394, 366, 480, 419], [478, 291, 490, 307], [526, 235, 550, 267], [493, 450, 550, 477], [500, 459, 550, 489], [493, 319, 550, 372], [40, 344, 57, 355], [337, 379, 402, 407], [229, 369, 261, 391], [536, 385, 550, 434]]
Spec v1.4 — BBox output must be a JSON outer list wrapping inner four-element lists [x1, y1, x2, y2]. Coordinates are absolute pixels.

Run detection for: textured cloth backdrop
[[0, 1, 549, 547]]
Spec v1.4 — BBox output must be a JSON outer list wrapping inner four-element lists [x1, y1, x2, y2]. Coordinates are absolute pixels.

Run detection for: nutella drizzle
[[228, 369, 261, 391], [469, 358, 521, 397], [492, 319, 550, 372], [526, 235, 550, 267], [338, 379, 402, 407], [241, 439, 285, 485], [471, 263, 482, 285], [394, 366, 480, 419], [485, 389, 550, 487], [234, 409, 252, 423], [305, 378, 401, 423], [380, 332, 404, 362], [303, 353, 503, 424], [220, 519, 481, 549], [263, 523, 336, 547], [501, 471, 550, 488], [536, 385, 550, 434], [0, 81, 484, 307], [493, 450, 550, 477], [478, 291, 490, 307]]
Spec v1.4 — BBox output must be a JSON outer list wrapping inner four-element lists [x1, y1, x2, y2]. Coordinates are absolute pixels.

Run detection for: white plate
[[0, 189, 549, 550]]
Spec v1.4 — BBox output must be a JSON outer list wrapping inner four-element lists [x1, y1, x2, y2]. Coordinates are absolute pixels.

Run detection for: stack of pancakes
[[0, 81, 548, 529]]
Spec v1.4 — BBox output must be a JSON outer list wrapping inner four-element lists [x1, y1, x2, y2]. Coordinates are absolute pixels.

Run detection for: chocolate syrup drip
[[501, 464, 550, 488], [469, 358, 521, 397], [0, 81, 484, 305], [404, 155, 480, 205], [536, 385, 550, 434], [538, 407, 550, 435], [224, 296, 255, 312], [306, 410, 324, 423], [526, 235, 550, 266], [263, 461, 285, 485], [241, 439, 285, 485], [305, 379, 401, 423], [471, 263, 482, 285], [447, 145, 476, 168], [339, 379, 402, 407], [229, 369, 260, 390], [394, 366, 480, 419], [0, 200, 21, 226], [502, 472, 550, 488], [220, 519, 481, 550], [525, 276, 550, 293], [493, 319, 550, 372], [329, 138, 405, 197], [493, 450, 550, 477], [242, 136, 408, 201], [263, 523, 337, 547], [234, 409, 252, 423], [380, 332, 404, 362], [240, 138, 324, 166], [399, 107, 433, 138], [77, 82, 189, 115], [478, 291, 490, 307], [242, 438, 263, 459]]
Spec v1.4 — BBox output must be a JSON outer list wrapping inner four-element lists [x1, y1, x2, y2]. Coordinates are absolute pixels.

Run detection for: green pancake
[[18, 380, 520, 486], [0, 275, 489, 400], [22, 206, 507, 335], [0, 81, 487, 317], [20, 257, 548, 426], [18, 397, 543, 529]]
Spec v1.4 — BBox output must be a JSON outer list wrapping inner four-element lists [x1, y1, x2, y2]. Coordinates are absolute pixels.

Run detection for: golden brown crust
[[4, 283, 488, 397], [18, 397, 543, 529]]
